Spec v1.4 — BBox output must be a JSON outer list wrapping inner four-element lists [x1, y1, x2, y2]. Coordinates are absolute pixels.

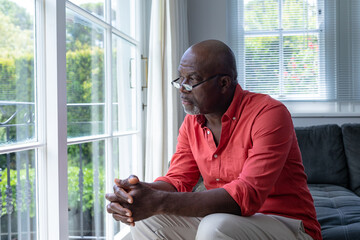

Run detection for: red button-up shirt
[[156, 85, 322, 240]]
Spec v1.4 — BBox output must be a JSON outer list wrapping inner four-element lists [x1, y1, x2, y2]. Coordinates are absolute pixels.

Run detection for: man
[[106, 40, 322, 240]]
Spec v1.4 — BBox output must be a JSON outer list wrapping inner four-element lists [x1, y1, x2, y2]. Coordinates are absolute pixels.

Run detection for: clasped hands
[[105, 175, 159, 226]]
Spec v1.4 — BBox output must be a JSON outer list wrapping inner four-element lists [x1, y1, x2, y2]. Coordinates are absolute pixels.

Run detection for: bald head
[[181, 40, 238, 84], [177, 40, 238, 116]]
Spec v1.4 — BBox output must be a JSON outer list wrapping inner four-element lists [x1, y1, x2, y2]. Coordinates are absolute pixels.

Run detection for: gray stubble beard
[[182, 104, 201, 115]]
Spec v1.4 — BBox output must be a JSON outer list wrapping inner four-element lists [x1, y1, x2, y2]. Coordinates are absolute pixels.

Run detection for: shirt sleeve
[[222, 104, 295, 216], [155, 116, 200, 192]]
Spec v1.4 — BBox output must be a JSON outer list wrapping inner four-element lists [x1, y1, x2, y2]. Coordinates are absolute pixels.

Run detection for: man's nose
[[179, 85, 189, 93], [178, 78, 190, 93]]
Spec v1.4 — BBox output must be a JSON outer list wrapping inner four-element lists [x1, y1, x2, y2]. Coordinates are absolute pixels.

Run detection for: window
[[66, 0, 142, 239], [0, 0, 143, 239], [0, 0, 38, 239], [229, 0, 360, 114]]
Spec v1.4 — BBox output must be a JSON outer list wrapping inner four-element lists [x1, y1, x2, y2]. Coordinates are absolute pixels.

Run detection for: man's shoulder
[[242, 90, 284, 109]]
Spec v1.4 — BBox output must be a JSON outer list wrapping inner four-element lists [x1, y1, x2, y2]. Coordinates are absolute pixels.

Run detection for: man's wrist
[[155, 190, 169, 215]]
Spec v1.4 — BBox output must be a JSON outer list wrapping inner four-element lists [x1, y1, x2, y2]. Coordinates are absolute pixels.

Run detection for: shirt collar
[[222, 84, 245, 122]]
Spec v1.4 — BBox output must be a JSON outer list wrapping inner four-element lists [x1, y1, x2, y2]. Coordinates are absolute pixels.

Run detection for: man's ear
[[219, 75, 232, 93]]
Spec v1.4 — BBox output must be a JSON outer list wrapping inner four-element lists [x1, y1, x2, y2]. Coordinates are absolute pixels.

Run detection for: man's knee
[[131, 215, 201, 240], [196, 213, 240, 240], [196, 213, 310, 240]]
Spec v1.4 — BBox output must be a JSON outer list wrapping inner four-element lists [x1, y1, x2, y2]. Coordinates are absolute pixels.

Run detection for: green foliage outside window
[[66, 47, 105, 138], [243, 0, 320, 98], [0, 49, 106, 210], [0, 0, 106, 223], [0, 157, 105, 218]]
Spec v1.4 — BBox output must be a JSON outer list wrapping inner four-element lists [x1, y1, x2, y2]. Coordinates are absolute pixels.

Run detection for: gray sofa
[[295, 124, 360, 240]]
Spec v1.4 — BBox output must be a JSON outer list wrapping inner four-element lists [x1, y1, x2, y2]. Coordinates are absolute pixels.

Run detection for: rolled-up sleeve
[[222, 105, 294, 216]]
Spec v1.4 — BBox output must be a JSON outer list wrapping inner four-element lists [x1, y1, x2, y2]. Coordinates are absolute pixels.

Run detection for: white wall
[[187, 0, 228, 46], [187, 0, 360, 127]]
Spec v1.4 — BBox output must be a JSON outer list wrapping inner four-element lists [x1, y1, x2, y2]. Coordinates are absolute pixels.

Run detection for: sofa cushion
[[295, 125, 348, 187], [342, 124, 360, 196], [309, 184, 360, 240]]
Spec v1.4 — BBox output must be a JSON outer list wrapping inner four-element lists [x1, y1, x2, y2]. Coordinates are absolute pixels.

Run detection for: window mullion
[[279, 0, 284, 97], [43, 0, 68, 239], [104, 0, 115, 238], [239, 0, 245, 88]]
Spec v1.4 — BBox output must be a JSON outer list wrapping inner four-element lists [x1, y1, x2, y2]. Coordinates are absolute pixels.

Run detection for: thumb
[[114, 175, 140, 188], [128, 175, 139, 185]]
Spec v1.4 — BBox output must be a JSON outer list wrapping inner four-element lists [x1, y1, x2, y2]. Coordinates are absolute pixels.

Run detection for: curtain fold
[[145, 0, 188, 182]]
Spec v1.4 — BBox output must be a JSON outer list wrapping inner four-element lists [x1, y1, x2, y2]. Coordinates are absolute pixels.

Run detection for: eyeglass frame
[[171, 73, 230, 91]]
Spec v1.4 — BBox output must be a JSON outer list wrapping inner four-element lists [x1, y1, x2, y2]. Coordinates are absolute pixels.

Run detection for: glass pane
[[283, 0, 318, 30], [69, 0, 104, 19], [0, 0, 36, 146], [244, 0, 278, 31], [0, 149, 37, 239], [283, 35, 320, 98], [111, 136, 136, 234], [112, 0, 137, 39], [68, 141, 106, 239], [245, 36, 280, 95], [112, 36, 137, 133], [66, 9, 105, 138]]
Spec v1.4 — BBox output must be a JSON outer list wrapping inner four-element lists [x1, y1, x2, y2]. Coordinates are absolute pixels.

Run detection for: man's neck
[[204, 113, 223, 146], [204, 85, 236, 126], [204, 112, 223, 128]]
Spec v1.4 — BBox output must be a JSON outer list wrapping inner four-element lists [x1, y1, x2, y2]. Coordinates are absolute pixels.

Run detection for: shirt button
[[232, 117, 236, 120], [207, 130, 210, 135], [216, 178, 220, 181], [214, 154, 218, 158]]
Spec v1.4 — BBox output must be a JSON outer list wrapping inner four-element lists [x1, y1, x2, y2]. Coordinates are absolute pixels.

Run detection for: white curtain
[[144, 0, 189, 182]]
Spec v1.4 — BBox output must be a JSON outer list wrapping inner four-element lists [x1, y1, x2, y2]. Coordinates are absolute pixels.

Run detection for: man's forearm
[[156, 188, 241, 217], [146, 180, 177, 192], [107, 178, 241, 223]]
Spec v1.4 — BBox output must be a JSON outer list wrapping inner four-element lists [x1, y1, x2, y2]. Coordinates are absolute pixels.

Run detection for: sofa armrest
[[342, 124, 360, 196]]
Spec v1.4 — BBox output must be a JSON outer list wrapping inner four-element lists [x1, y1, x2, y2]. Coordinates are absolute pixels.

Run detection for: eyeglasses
[[171, 74, 229, 92]]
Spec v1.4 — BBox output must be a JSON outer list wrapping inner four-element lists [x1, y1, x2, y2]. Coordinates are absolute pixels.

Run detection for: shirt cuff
[[222, 181, 255, 216], [154, 176, 181, 192]]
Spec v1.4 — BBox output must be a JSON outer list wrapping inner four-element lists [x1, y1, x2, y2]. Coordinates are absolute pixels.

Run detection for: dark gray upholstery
[[295, 124, 360, 240], [295, 125, 349, 187], [309, 184, 360, 240], [342, 124, 360, 196]]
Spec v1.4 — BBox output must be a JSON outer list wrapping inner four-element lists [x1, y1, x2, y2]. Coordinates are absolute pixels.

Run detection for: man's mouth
[[181, 97, 192, 105]]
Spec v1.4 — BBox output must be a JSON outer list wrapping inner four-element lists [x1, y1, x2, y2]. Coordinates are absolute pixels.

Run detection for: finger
[[105, 193, 118, 202], [106, 192, 131, 204], [106, 202, 132, 217], [115, 175, 139, 187], [128, 175, 139, 184], [113, 184, 133, 204], [112, 213, 134, 225]]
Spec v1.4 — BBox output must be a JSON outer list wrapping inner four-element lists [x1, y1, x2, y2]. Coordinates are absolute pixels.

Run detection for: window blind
[[229, 0, 359, 103]]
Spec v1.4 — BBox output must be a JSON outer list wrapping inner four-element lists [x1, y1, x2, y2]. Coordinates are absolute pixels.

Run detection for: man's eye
[[189, 77, 199, 82], [179, 76, 198, 82]]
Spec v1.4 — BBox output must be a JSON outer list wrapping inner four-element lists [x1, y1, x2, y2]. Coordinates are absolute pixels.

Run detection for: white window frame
[[41, 0, 68, 239], [229, 0, 360, 116], [241, 0, 325, 101], [26, 0, 143, 239]]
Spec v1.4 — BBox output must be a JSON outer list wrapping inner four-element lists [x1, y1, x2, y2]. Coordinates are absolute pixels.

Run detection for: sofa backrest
[[295, 124, 349, 188], [342, 124, 360, 196]]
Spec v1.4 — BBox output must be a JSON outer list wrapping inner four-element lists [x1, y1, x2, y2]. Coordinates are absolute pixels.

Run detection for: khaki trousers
[[130, 213, 314, 240]]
